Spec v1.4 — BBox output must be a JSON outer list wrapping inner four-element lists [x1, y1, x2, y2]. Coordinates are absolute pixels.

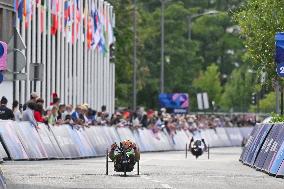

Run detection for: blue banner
[[269, 133, 284, 174], [277, 161, 284, 176]]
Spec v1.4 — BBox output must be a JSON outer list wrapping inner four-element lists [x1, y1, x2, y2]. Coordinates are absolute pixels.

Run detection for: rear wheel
[[137, 161, 140, 175]]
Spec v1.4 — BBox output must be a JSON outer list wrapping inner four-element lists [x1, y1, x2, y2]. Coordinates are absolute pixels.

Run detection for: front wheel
[[106, 149, 109, 175], [124, 166, 127, 177]]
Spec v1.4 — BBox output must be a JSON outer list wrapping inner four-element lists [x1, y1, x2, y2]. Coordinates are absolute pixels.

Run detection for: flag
[[64, 0, 71, 27], [108, 18, 114, 45], [98, 10, 107, 54], [91, 6, 100, 49], [65, 0, 74, 42], [24, 0, 32, 28], [40, 2, 45, 33], [14, 0, 24, 21], [87, 16, 93, 48], [73, 0, 81, 42], [51, 0, 59, 35]]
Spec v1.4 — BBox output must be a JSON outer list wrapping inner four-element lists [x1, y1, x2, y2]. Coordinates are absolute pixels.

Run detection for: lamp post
[[160, 0, 171, 94], [187, 10, 219, 40], [133, 0, 137, 111], [160, 0, 165, 94]]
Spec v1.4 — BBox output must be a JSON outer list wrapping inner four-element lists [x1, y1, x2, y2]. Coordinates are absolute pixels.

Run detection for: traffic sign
[[7, 29, 26, 51], [7, 49, 27, 72], [277, 63, 284, 77]]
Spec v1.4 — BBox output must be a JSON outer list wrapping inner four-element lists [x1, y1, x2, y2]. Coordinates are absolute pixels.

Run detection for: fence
[[0, 120, 253, 161]]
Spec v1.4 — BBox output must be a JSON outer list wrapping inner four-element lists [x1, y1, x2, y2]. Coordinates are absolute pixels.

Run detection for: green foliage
[[110, 0, 246, 110], [259, 92, 276, 113], [249, 92, 276, 113], [234, 0, 284, 82], [270, 112, 284, 123], [192, 64, 222, 105], [220, 66, 255, 112]]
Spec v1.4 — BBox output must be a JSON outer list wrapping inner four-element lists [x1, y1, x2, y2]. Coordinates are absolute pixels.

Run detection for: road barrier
[[0, 121, 253, 161], [240, 123, 284, 177]]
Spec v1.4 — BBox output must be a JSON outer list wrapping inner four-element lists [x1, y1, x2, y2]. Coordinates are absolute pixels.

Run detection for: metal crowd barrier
[[0, 121, 253, 161], [240, 123, 284, 177]]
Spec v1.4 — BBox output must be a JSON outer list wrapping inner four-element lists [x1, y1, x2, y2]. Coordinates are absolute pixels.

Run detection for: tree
[[234, 0, 284, 82], [250, 92, 276, 113], [108, 0, 134, 107], [220, 66, 255, 112], [109, 0, 246, 110], [192, 64, 222, 105]]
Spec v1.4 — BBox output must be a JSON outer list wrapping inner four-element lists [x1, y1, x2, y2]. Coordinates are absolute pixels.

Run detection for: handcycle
[[106, 142, 140, 177], [185, 138, 210, 159]]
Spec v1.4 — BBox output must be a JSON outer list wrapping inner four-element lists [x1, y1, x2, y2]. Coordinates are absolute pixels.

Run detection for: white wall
[[11, 0, 115, 113]]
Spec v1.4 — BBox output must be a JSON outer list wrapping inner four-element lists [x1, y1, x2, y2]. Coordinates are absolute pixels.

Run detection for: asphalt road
[[1, 147, 284, 189]]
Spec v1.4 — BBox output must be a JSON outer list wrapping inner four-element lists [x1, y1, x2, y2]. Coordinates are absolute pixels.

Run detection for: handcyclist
[[189, 137, 207, 157], [109, 140, 140, 172]]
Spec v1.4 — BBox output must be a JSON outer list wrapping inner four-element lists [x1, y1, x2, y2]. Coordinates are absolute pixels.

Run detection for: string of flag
[[13, 0, 115, 51]]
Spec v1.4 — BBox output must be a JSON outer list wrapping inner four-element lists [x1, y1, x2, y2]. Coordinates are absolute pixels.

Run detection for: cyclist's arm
[[134, 147, 140, 161], [202, 139, 207, 151]]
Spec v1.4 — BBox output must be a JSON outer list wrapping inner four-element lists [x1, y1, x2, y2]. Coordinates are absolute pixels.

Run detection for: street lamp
[[187, 10, 220, 40], [160, 0, 171, 94], [133, 0, 137, 111]]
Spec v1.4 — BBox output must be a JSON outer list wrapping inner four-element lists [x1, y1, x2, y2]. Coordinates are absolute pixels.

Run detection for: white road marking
[[141, 175, 174, 189], [160, 184, 173, 188], [207, 175, 226, 178]]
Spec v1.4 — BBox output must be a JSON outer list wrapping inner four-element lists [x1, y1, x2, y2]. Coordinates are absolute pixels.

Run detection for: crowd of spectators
[[0, 93, 257, 135]]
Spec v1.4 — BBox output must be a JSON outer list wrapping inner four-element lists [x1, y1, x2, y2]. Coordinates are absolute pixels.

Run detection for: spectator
[[0, 97, 14, 120], [22, 102, 38, 128], [23, 92, 38, 110], [63, 105, 73, 122], [47, 106, 59, 125], [131, 112, 141, 128], [71, 105, 84, 125], [78, 105, 89, 125], [36, 98, 45, 106], [87, 108, 96, 125], [57, 104, 66, 120], [12, 100, 22, 121], [141, 113, 148, 128], [52, 97, 60, 108], [34, 104, 46, 123]]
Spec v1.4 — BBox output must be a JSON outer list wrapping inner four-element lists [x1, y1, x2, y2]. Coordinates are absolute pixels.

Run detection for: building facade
[[0, 0, 115, 113]]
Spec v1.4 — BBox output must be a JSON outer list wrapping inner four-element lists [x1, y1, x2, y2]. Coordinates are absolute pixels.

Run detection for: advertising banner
[[0, 121, 28, 160], [244, 124, 272, 166], [254, 124, 282, 169], [262, 125, 284, 172], [240, 125, 262, 163], [159, 93, 189, 113]]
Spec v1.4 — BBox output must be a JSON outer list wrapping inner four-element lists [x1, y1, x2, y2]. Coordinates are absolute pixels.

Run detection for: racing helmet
[[121, 139, 132, 149]]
